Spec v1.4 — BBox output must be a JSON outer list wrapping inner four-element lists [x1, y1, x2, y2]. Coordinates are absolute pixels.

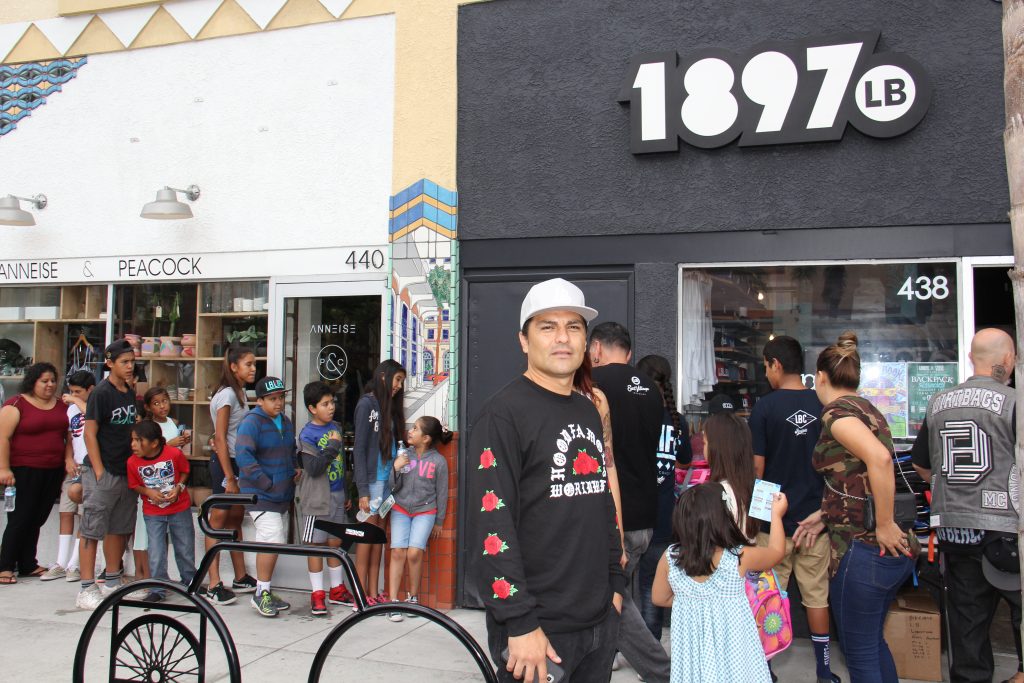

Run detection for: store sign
[[0, 246, 387, 284], [617, 31, 931, 154]]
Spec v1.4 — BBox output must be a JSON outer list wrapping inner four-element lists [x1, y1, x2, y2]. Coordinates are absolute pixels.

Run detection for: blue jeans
[[390, 510, 436, 550], [830, 540, 914, 683], [145, 509, 197, 595], [638, 539, 670, 639]]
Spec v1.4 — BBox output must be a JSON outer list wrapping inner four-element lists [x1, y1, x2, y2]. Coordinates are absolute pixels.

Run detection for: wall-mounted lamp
[[141, 185, 201, 220], [0, 194, 47, 226]]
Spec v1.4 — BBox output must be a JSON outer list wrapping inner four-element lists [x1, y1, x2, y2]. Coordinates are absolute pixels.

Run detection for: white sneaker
[[75, 585, 104, 611], [128, 588, 150, 600], [65, 567, 80, 582], [99, 579, 122, 595], [612, 653, 626, 671], [39, 565, 66, 581]]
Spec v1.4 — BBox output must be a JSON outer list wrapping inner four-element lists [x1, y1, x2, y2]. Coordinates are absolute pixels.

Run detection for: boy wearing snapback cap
[[234, 376, 297, 617]]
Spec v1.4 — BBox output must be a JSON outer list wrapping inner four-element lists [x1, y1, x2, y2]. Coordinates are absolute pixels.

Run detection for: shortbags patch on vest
[[927, 376, 1018, 534]]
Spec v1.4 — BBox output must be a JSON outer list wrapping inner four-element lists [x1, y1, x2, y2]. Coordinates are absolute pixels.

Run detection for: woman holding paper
[[805, 331, 915, 683]]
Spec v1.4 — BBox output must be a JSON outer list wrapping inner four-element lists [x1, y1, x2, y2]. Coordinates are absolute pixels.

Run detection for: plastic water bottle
[[3, 486, 14, 512], [356, 495, 383, 522], [398, 442, 413, 473]]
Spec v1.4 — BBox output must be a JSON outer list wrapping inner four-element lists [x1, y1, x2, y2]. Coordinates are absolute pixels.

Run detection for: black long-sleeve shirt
[[469, 376, 626, 637]]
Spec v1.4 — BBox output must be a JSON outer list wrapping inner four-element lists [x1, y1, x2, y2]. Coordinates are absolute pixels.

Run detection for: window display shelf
[[198, 311, 268, 318]]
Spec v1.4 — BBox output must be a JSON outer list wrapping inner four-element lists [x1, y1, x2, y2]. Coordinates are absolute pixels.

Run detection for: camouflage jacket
[[812, 396, 892, 574]]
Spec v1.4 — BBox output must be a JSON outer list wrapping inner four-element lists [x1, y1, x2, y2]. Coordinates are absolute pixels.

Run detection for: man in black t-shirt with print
[[470, 278, 625, 683], [590, 322, 670, 683], [749, 336, 839, 683], [75, 339, 139, 611]]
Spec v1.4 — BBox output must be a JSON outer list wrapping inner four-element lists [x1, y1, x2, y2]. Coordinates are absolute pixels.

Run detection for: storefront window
[[680, 262, 959, 439], [0, 285, 106, 401]]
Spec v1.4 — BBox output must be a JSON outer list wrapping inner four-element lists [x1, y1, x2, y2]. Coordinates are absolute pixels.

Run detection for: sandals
[[0, 572, 16, 584], [20, 566, 46, 578]]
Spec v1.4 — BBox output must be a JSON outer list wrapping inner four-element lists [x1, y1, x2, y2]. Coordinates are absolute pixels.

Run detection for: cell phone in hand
[[500, 647, 565, 683]]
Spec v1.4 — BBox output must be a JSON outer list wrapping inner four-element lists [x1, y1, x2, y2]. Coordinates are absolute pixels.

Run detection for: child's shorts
[[390, 509, 436, 550], [368, 479, 391, 511], [301, 490, 347, 544], [59, 474, 80, 514], [248, 511, 286, 544]]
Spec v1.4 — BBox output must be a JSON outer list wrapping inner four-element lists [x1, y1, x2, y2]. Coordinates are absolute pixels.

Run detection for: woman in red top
[[0, 362, 71, 583]]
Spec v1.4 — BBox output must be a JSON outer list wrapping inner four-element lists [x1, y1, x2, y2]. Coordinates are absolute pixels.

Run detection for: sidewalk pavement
[[3, 516, 1020, 680], [5, 569, 1020, 682]]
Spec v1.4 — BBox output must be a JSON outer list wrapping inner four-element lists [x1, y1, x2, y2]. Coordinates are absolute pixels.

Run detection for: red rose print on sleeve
[[478, 447, 496, 469], [483, 533, 509, 556], [481, 490, 505, 512], [492, 577, 518, 599]]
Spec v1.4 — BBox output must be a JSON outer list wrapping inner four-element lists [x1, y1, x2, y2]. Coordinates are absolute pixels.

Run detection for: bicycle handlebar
[[198, 493, 257, 540]]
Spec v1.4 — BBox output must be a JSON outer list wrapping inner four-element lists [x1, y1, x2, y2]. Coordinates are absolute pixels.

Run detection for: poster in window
[[858, 362, 909, 439], [907, 362, 958, 438]]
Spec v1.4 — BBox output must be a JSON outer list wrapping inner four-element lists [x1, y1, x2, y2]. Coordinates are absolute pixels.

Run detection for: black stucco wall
[[457, 0, 1008, 240]]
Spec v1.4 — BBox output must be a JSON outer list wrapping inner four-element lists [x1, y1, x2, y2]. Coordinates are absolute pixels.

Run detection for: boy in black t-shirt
[[76, 340, 139, 611], [749, 336, 838, 683]]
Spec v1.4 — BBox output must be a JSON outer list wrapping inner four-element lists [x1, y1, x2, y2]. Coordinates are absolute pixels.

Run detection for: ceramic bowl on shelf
[[180, 334, 197, 348], [181, 346, 196, 358], [159, 337, 183, 357], [140, 338, 159, 357]]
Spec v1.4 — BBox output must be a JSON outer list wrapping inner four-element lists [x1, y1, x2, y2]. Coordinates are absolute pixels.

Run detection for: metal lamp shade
[[0, 195, 35, 226], [141, 188, 193, 220]]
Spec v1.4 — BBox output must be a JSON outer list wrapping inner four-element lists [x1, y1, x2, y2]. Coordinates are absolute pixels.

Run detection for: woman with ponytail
[[636, 354, 692, 639], [807, 332, 915, 683]]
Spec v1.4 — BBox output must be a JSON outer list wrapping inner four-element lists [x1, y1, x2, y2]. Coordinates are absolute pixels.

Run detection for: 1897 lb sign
[[618, 31, 931, 154]]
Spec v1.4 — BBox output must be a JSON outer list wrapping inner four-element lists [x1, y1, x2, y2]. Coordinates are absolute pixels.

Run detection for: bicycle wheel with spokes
[[111, 613, 202, 682]]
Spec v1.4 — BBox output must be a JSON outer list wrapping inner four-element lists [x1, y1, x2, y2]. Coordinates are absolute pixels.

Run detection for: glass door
[[270, 281, 385, 434]]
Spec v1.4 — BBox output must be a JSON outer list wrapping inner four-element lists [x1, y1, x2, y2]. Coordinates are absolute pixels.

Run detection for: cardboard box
[[883, 589, 942, 682]]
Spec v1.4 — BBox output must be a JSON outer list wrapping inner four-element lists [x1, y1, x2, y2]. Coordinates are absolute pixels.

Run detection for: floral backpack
[[744, 568, 793, 659]]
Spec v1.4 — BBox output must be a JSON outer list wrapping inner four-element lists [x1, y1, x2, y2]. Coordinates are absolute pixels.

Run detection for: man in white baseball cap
[[470, 278, 624, 683]]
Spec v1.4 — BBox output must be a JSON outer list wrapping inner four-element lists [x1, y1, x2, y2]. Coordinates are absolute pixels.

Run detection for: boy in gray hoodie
[[295, 381, 354, 616], [386, 415, 451, 621]]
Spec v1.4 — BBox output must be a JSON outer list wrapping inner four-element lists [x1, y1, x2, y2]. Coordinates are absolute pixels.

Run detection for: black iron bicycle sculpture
[[73, 494, 498, 682]]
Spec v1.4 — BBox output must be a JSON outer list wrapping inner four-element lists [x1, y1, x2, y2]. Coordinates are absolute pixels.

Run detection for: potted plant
[[226, 325, 267, 356]]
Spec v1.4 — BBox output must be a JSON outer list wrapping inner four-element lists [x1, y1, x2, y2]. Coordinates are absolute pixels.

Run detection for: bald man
[[911, 328, 1021, 683]]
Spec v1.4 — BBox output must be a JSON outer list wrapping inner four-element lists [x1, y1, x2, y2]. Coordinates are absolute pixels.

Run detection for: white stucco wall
[[1, 14, 394, 261]]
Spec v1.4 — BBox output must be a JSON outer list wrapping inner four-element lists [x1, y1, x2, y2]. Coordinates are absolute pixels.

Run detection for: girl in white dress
[[653, 482, 787, 682]]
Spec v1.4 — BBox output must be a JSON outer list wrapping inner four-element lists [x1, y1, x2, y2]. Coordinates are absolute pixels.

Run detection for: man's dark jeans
[[487, 607, 619, 682], [638, 539, 670, 639], [943, 551, 1023, 683], [830, 540, 914, 683]]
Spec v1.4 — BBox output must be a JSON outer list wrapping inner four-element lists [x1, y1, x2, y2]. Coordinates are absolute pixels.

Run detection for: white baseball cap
[[519, 278, 599, 329]]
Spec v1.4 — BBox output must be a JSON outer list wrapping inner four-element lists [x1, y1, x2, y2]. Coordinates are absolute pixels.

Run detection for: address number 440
[[618, 31, 931, 153]]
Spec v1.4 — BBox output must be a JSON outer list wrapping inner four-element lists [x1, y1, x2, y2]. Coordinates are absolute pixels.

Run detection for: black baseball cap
[[982, 533, 1021, 592], [255, 376, 289, 398], [707, 394, 737, 414], [104, 339, 135, 361]]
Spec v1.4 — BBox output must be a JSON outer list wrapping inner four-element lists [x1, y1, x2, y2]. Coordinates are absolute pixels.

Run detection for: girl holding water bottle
[[385, 416, 451, 621], [353, 360, 406, 606]]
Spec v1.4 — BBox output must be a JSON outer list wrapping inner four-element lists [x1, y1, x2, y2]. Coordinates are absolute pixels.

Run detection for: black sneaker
[[142, 591, 164, 603], [203, 582, 237, 606], [232, 575, 257, 593]]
